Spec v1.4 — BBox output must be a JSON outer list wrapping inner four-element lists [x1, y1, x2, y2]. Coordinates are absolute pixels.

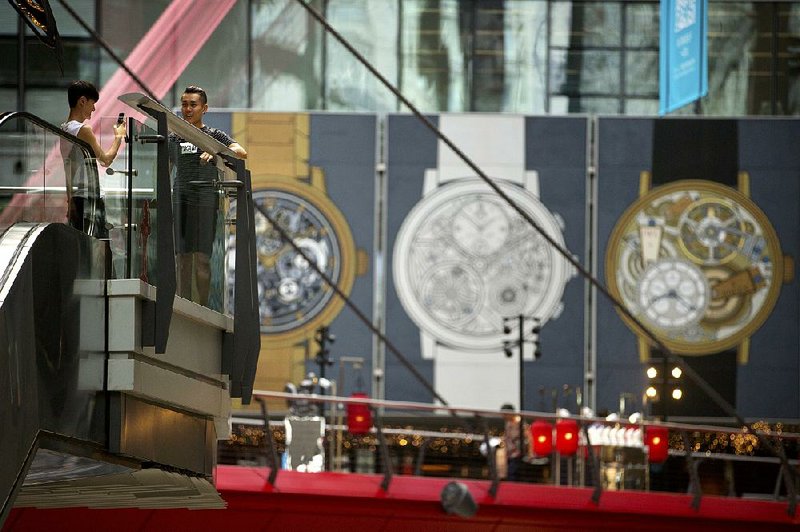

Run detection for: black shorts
[[173, 197, 218, 256]]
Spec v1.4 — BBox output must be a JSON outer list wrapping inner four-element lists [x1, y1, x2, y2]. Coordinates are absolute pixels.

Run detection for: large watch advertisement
[[209, 110, 799, 419], [385, 114, 587, 410], [597, 118, 800, 418]]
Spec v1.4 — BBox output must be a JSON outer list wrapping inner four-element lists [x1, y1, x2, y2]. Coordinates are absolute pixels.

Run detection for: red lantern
[[347, 392, 372, 435], [555, 418, 579, 456], [646, 426, 669, 463], [530, 420, 553, 456]]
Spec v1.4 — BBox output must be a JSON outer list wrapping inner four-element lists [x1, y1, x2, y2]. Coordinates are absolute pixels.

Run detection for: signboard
[[659, 0, 708, 114]]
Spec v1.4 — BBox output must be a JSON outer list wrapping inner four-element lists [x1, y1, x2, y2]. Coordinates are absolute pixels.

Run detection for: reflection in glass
[[702, 3, 757, 115], [625, 51, 658, 97], [250, 0, 323, 110], [325, 0, 398, 111], [474, 1, 547, 112], [2, 0, 798, 118], [784, 4, 800, 114], [550, 50, 620, 95], [625, 3, 659, 48], [400, 0, 466, 112], [177, 0, 249, 109]]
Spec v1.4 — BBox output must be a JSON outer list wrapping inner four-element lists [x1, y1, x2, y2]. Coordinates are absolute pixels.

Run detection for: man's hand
[[113, 121, 127, 140], [199, 152, 215, 164]]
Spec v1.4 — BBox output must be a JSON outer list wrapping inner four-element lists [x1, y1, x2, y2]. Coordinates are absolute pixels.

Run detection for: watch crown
[[783, 256, 795, 285], [554, 212, 566, 231], [551, 301, 565, 321], [357, 249, 370, 276]]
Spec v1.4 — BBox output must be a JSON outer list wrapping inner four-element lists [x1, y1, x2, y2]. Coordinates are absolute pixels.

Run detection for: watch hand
[[648, 292, 670, 306], [463, 214, 483, 232], [672, 292, 697, 312], [648, 289, 697, 310]]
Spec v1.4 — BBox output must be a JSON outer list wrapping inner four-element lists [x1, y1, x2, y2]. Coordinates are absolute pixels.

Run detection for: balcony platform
[[5, 465, 799, 531]]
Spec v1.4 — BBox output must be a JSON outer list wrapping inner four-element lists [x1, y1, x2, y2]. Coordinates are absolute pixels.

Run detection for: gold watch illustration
[[229, 113, 368, 394], [606, 121, 794, 373], [607, 175, 793, 361]]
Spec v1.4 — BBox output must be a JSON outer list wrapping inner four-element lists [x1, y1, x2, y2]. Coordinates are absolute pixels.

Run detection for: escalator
[[0, 107, 258, 528]]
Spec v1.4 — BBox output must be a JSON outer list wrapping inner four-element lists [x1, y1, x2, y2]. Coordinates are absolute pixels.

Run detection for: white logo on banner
[[674, 0, 696, 32]]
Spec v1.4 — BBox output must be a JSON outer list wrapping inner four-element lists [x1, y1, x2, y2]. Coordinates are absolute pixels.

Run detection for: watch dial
[[393, 178, 572, 350], [637, 257, 709, 330], [606, 179, 785, 354], [227, 189, 343, 334]]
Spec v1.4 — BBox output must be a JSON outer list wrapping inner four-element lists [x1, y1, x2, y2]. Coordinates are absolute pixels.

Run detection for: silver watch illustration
[[392, 114, 575, 409]]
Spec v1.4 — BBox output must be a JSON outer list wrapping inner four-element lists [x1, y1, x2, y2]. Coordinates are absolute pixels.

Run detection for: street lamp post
[[502, 315, 542, 411], [314, 326, 335, 415]]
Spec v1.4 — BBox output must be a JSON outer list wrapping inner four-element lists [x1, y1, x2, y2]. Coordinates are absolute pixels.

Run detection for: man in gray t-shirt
[[170, 85, 247, 305]]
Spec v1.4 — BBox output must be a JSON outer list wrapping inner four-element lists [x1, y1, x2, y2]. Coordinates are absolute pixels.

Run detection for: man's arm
[[77, 122, 126, 167], [229, 142, 247, 159]]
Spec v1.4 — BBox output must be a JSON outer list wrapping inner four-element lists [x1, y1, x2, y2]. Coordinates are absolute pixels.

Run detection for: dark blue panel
[[526, 116, 588, 408], [384, 114, 439, 402], [309, 114, 377, 397]]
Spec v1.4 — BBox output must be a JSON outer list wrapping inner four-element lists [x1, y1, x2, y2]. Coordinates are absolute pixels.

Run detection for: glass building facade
[[2, 0, 800, 124]]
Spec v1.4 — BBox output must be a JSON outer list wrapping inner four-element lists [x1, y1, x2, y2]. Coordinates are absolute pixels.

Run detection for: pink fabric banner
[[1, 0, 236, 225], [90, 0, 238, 127]]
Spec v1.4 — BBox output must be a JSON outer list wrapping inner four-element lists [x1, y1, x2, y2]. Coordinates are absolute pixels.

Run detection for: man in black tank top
[[61, 80, 126, 233]]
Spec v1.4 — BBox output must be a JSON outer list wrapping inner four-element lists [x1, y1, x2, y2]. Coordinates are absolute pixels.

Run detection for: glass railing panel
[[100, 117, 158, 280], [96, 115, 130, 278], [170, 136, 234, 311], [209, 185, 232, 313], [129, 119, 159, 283], [52, 123, 102, 235], [0, 116, 44, 226], [0, 114, 100, 233]]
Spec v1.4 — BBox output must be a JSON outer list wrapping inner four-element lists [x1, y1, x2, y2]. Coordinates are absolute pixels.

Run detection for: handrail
[[250, 389, 800, 441], [243, 390, 799, 512], [0, 111, 103, 237], [0, 111, 97, 165]]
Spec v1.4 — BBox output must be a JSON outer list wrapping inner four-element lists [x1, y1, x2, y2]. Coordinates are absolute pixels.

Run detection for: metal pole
[[518, 314, 525, 412]]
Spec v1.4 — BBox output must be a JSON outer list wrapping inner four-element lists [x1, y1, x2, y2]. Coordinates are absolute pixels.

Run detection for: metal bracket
[[136, 133, 165, 144], [373, 407, 393, 491], [256, 397, 280, 487], [481, 416, 500, 499], [581, 422, 603, 505], [681, 431, 702, 510]]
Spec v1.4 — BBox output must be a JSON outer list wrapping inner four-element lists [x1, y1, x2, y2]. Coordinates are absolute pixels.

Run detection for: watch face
[[252, 188, 341, 333], [606, 179, 785, 355], [225, 177, 357, 340], [393, 178, 573, 351], [637, 257, 710, 330]]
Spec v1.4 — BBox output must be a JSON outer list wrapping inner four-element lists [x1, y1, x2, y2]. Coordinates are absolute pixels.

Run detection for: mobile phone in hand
[[117, 112, 125, 124]]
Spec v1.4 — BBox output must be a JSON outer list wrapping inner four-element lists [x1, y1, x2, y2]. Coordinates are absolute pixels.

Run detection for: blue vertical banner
[[659, 0, 708, 115]]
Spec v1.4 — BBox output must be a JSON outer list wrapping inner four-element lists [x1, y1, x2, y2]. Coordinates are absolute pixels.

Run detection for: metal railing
[[220, 390, 800, 515]]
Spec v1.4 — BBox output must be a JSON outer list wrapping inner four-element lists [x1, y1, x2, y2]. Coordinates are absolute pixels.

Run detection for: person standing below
[[501, 403, 524, 481], [170, 85, 247, 305], [61, 80, 126, 231]]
